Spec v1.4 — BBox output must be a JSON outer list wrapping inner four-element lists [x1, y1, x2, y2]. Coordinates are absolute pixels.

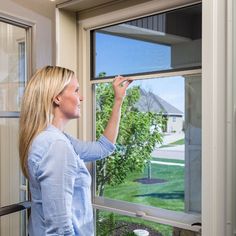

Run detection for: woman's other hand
[[112, 76, 133, 102]]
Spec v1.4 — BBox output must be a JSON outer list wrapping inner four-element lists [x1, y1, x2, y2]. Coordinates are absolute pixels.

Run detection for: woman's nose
[[79, 95, 84, 101]]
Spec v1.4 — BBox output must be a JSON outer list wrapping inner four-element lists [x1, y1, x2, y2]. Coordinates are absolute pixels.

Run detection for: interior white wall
[[56, 8, 78, 136], [0, 0, 56, 71]]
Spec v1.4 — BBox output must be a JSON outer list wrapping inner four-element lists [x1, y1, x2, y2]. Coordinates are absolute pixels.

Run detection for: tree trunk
[[148, 161, 152, 179]]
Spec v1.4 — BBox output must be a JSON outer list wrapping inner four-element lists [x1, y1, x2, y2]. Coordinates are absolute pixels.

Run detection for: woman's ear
[[53, 96, 61, 106]]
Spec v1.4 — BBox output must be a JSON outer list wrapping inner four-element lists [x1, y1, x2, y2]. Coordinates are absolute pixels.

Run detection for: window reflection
[[0, 20, 28, 236], [0, 22, 26, 111]]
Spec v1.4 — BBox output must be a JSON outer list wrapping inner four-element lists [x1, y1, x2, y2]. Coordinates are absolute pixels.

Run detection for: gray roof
[[135, 88, 183, 116]]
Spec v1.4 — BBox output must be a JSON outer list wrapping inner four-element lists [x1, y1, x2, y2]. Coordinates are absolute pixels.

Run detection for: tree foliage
[[96, 82, 164, 196]]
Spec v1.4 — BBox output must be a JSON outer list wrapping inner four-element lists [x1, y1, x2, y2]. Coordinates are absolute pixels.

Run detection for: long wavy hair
[[19, 66, 75, 178]]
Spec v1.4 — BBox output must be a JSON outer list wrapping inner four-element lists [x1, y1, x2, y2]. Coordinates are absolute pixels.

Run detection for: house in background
[[135, 88, 184, 133]]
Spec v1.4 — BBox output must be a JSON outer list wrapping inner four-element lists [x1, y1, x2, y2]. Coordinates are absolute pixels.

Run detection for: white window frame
[[232, 1, 236, 235], [76, 0, 234, 235], [202, 0, 234, 236]]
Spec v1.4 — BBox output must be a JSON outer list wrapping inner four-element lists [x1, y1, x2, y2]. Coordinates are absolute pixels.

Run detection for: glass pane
[[0, 22, 27, 111], [95, 74, 201, 213], [0, 118, 22, 206], [92, 4, 201, 78], [0, 118, 27, 235], [96, 209, 173, 236], [1, 211, 28, 236], [20, 211, 27, 236]]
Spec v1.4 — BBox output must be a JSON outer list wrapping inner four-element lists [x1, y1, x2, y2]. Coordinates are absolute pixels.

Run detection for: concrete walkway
[[152, 132, 185, 161], [152, 146, 185, 161], [157, 132, 184, 146]]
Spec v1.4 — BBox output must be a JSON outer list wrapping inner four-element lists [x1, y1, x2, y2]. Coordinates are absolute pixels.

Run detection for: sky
[[95, 32, 184, 112]]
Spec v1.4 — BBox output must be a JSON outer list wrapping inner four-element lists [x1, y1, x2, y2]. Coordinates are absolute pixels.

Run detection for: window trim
[[78, 0, 202, 31]]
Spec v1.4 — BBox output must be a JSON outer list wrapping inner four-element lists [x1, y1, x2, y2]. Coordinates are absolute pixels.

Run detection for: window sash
[[90, 68, 202, 85], [91, 70, 201, 232]]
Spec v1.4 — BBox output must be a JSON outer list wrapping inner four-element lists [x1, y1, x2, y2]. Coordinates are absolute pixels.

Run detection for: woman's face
[[55, 77, 83, 121]]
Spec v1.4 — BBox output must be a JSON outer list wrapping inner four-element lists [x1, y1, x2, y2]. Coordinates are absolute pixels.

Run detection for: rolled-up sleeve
[[36, 139, 77, 235], [64, 134, 115, 162]]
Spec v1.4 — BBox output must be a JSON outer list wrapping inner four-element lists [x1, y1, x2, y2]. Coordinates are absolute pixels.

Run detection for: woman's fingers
[[123, 79, 133, 88], [113, 76, 133, 87], [112, 76, 133, 101]]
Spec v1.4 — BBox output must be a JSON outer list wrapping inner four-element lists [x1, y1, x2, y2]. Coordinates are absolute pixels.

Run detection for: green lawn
[[154, 157, 184, 164], [98, 159, 185, 235], [170, 139, 184, 145], [104, 159, 184, 211]]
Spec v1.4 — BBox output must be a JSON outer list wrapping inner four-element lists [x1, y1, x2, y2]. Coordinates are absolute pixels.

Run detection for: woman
[[19, 66, 132, 235]]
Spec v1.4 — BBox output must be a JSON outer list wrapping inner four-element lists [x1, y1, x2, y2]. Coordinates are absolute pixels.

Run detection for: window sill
[[93, 197, 201, 232]]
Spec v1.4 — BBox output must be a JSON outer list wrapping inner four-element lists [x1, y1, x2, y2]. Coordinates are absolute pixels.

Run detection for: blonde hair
[[19, 66, 75, 178]]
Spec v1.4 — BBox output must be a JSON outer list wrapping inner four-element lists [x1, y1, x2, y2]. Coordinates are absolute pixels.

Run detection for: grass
[[170, 139, 184, 145], [159, 138, 184, 148], [104, 161, 184, 211], [98, 159, 185, 235], [153, 157, 184, 164]]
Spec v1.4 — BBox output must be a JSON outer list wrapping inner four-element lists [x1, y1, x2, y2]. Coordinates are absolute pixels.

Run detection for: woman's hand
[[103, 76, 132, 144], [112, 76, 133, 102]]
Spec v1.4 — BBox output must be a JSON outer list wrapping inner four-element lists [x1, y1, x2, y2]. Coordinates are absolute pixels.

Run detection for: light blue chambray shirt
[[27, 125, 115, 236]]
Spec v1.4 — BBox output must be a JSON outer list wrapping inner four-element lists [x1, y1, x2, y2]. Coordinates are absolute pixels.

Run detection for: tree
[[96, 82, 164, 197]]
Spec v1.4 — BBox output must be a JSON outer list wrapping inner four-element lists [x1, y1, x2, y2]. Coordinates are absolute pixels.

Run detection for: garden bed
[[113, 221, 163, 236]]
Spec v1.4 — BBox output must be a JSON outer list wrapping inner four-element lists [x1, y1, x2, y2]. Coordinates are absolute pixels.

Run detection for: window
[[0, 19, 30, 236], [89, 3, 202, 234], [75, 0, 235, 234], [0, 23, 27, 112]]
